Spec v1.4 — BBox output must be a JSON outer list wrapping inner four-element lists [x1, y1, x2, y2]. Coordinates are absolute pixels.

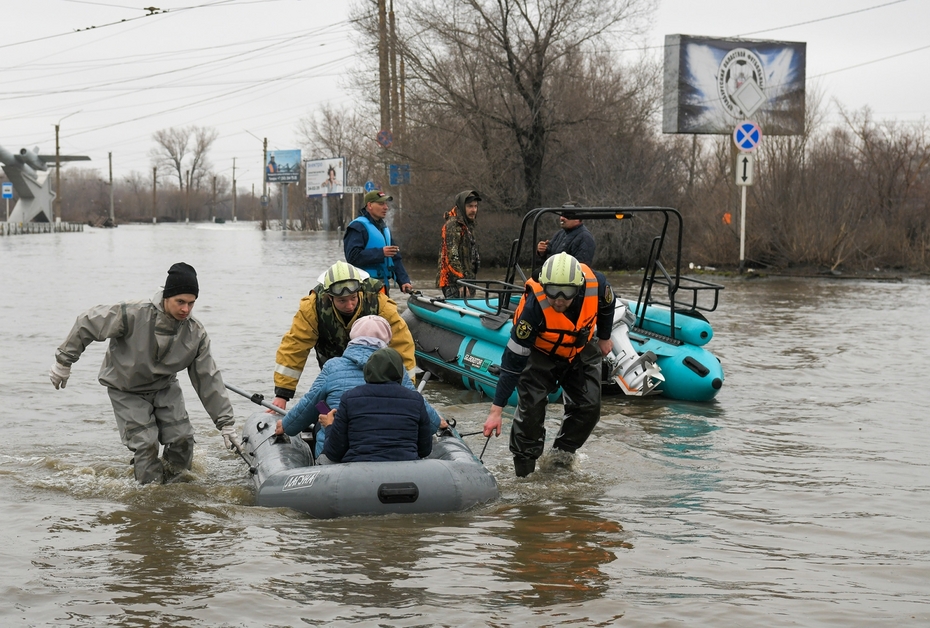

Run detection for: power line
[[808, 40, 930, 79], [735, 0, 911, 37]]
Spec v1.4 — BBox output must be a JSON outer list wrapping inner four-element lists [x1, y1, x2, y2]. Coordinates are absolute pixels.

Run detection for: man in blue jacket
[[343, 190, 412, 295], [320, 347, 433, 464]]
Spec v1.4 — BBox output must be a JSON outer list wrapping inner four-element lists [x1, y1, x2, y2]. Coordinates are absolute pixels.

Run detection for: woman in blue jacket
[[275, 316, 443, 457]]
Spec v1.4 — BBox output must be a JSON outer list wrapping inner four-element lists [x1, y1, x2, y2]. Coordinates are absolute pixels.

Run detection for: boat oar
[[225, 382, 286, 416], [408, 292, 511, 330]]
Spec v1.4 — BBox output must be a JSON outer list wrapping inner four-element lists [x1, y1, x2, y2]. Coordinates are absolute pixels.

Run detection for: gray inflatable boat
[[239, 411, 499, 518]]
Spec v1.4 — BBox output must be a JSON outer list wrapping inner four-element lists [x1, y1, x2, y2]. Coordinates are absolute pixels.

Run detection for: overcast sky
[[2, 0, 927, 195]]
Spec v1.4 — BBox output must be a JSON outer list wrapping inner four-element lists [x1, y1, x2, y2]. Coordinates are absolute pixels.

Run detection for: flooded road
[[1, 224, 928, 627]]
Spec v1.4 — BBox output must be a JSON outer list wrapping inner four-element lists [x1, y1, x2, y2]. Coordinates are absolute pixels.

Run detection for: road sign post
[[389, 164, 410, 186], [733, 121, 762, 152], [733, 123, 762, 272], [377, 130, 393, 149], [347, 185, 366, 219], [2, 182, 11, 221], [735, 153, 756, 272], [735, 154, 754, 186]]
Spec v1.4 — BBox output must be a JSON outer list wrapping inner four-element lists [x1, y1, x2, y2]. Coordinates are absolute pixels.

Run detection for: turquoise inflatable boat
[[404, 206, 725, 403]]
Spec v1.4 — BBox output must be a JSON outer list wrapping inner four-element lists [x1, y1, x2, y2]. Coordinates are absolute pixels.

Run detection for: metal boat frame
[[455, 206, 724, 343]]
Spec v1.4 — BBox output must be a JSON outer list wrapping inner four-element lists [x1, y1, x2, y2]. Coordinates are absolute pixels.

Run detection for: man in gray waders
[[48, 262, 240, 484], [482, 253, 615, 477]]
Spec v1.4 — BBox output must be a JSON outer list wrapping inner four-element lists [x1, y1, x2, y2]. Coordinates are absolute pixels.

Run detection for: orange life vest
[[514, 265, 599, 360]]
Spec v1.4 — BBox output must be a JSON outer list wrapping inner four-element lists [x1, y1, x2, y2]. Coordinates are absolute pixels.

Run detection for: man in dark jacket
[[536, 206, 596, 266], [437, 189, 481, 298], [320, 347, 433, 464], [483, 253, 614, 477]]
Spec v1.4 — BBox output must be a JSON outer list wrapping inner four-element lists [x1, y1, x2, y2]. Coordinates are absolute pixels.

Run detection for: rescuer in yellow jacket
[[272, 261, 416, 410], [483, 253, 615, 477]]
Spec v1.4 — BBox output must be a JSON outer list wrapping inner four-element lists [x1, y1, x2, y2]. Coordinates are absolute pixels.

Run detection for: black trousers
[[509, 342, 602, 462]]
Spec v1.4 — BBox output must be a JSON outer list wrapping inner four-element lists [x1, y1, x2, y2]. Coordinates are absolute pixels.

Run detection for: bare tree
[[388, 0, 654, 212], [150, 126, 218, 192], [150, 128, 189, 190], [188, 126, 219, 191]]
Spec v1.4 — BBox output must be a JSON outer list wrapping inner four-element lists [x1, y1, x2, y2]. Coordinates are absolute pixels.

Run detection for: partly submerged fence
[[1, 222, 84, 236]]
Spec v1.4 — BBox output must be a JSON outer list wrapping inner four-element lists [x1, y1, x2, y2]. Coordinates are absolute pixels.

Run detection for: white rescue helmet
[[540, 252, 584, 287], [321, 261, 367, 296], [539, 252, 584, 300]]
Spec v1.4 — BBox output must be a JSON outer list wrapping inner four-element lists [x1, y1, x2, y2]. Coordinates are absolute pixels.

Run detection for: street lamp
[[244, 130, 269, 229], [54, 110, 81, 223]]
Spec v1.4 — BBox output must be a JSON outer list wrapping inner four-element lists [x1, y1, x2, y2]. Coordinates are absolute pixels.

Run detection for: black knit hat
[[163, 262, 199, 299]]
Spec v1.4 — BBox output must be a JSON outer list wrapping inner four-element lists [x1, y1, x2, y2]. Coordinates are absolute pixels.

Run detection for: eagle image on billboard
[[305, 157, 345, 197], [663, 34, 806, 135]]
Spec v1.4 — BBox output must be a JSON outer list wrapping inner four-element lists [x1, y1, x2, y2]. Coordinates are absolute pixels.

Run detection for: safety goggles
[[326, 279, 361, 297], [543, 284, 580, 300]]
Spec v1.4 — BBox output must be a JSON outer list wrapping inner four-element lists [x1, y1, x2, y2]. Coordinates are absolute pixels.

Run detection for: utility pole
[[400, 55, 406, 142], [152, 167, 157, 224], [185, 169, 190, 223], [211, 175, 217, 222], [232, 157, 237, 222], [54, 124, 61, 223], [389, 0, 399, 144], [378, 0, 390, 134], [262, 138, 268, 230], [108, 152, 115, 223], [52, 111, 79, 223]]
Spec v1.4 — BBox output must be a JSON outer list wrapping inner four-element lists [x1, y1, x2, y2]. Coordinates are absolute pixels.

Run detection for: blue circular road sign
[[364, 181, 376, 192], [376, 129, 393, 148], [733, 121, 762, 152]]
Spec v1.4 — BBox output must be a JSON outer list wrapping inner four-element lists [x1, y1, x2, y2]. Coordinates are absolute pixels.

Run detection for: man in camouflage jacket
[[437, 189, 481, 298]]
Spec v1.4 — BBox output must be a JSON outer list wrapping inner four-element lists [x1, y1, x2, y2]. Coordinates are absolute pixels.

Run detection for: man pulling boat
[[483, 253, 615, 477], [49, 262, 239, 484]]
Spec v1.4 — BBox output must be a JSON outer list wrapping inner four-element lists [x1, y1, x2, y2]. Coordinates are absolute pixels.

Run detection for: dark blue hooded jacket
[[322, 348, 432, 463]]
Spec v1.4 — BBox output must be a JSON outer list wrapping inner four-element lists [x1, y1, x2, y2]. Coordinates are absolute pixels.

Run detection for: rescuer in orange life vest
[[483, 252, 615, 477]]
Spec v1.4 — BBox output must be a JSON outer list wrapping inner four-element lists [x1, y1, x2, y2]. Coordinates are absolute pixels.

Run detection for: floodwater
[[1, 224, 928, 627]]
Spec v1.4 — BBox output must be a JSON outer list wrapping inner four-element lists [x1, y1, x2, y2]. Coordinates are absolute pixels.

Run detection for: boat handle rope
[[225, 383, 290, 474], [478, 435, 491, 462]]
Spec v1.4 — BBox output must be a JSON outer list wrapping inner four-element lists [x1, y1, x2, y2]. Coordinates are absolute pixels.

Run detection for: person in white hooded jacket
[[49, 262, 238, 484]]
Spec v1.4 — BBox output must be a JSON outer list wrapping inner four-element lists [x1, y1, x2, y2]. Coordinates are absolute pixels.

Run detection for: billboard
[[663, 34, 806, 135], [305, 157, 345, 197], [265, 149, 301, 183]]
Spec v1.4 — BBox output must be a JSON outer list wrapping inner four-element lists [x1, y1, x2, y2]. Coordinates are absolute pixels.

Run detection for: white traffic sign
[[733, 121, 762, 152], [1, 182, 12, 199], [735, 154, 754, 186], [344, 186, 365, 194]]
